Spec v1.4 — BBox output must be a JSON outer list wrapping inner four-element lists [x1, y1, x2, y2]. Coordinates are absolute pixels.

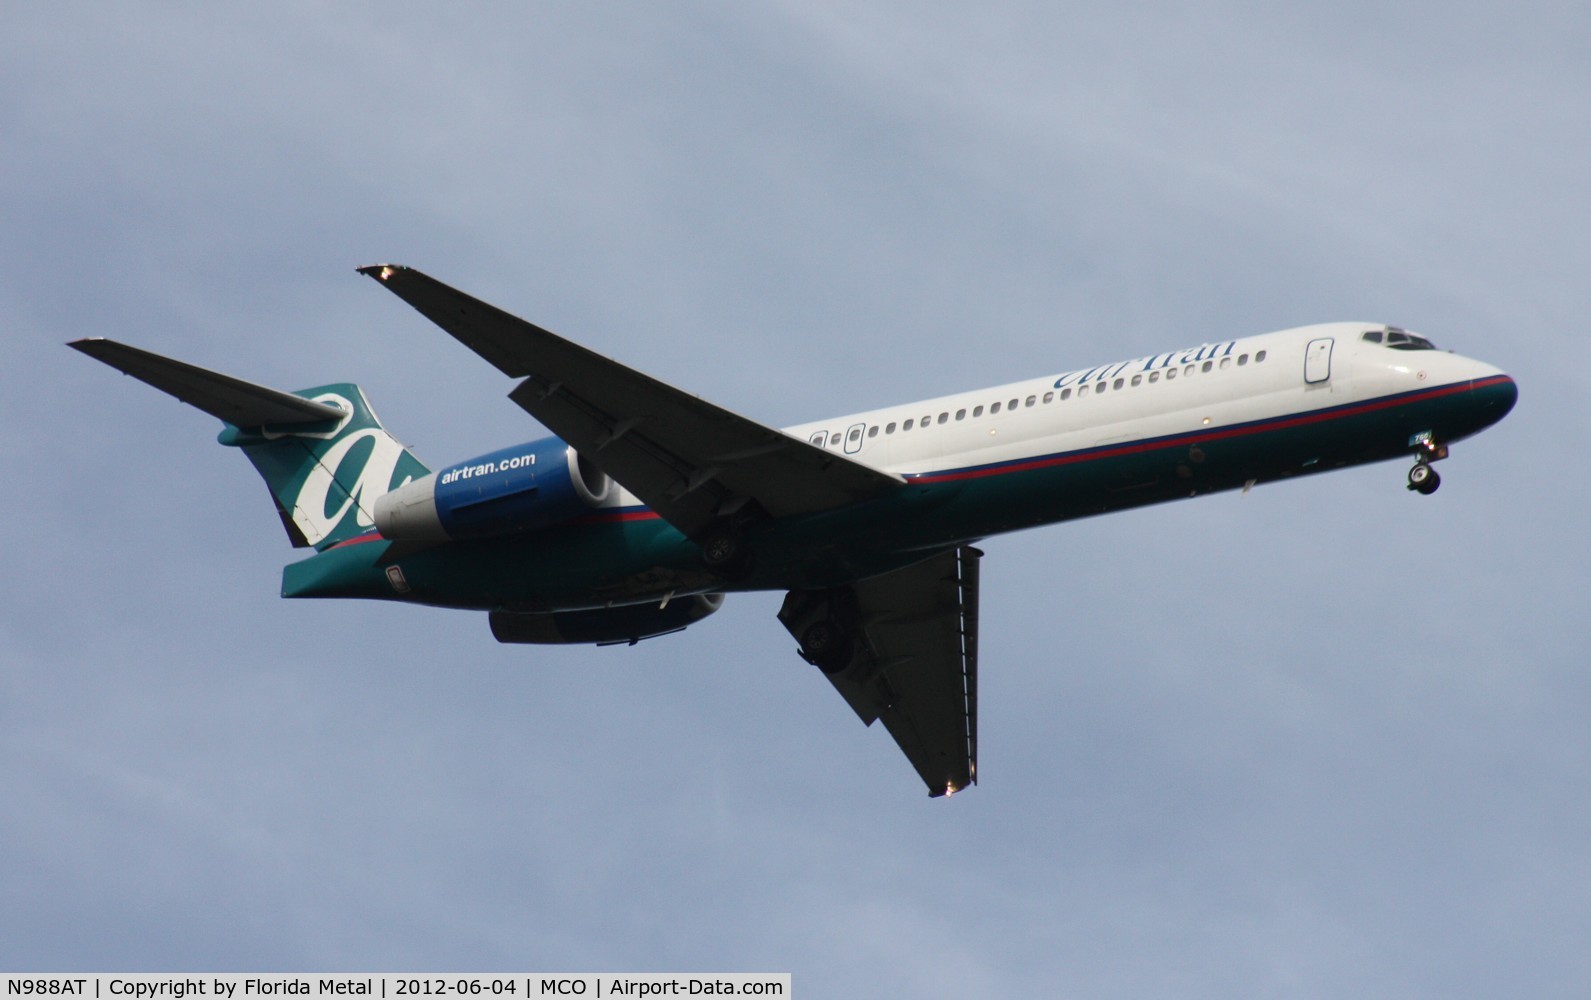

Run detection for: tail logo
[[278, 392, 419, 547], [294, 428, 413, 544]]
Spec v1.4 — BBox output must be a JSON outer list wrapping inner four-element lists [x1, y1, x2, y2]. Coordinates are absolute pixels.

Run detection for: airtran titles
[[1054, 341, 1239, 390]]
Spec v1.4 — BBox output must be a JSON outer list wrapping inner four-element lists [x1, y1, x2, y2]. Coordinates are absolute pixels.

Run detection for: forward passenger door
[[1304, 337, 1334, 384]]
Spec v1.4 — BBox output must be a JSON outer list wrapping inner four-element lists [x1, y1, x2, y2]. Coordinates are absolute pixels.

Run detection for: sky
[[3, 2, 1587, 995]]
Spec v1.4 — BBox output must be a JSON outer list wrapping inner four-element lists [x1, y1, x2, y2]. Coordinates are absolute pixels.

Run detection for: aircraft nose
[[1472, 371, 1518, 426]]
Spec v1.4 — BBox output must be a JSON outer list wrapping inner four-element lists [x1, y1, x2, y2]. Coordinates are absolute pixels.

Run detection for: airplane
[[70, 264, 1518, 797]]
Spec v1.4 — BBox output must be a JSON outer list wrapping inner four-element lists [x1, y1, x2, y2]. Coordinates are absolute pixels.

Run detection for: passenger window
[[1043, 391, 1053, 403], [922, 415, 931, 427], [1131, 374, 1142, 387], [1220, 357, 1231, 369], [938, 412, 948, 424], [1025, 395, 1036, 407], [1060, 388, 1071, 400], [1238, 354, 1249, 365], [1149, 371, 1159, 383], [830, 433, 842, 447], [955, 408, 966, 421], [886, 422, 897, 434], [903, 419, 914, 431], [991, 401, 1002, 414], [1256, 350, 1267, 362], [1185, 364, 1196, 376], [1166, 368, 1177, 379], [1009, 398, 1019, 409], [1111, 379, 1123, 390], [973, 405, 984, 417], [809, 431, 826, 445], [1202, 360, 1213, 372]]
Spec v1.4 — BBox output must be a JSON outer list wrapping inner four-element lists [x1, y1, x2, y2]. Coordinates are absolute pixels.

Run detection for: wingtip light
[[356, 263, 399, 281]]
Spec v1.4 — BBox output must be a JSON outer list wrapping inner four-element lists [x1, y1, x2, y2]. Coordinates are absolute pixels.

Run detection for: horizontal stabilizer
[[70, 338, 345, 427]]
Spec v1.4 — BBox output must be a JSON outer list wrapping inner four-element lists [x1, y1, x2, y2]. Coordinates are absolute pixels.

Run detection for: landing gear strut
[[1407, 434, 1448, 496]]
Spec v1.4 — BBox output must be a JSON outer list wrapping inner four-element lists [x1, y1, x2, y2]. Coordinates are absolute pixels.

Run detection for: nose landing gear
[[1406, 433, 1448, 495], [1408, 461, 1441, 494]]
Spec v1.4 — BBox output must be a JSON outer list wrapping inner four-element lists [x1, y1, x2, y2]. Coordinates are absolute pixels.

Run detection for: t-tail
[[70, 338, 430, 550]]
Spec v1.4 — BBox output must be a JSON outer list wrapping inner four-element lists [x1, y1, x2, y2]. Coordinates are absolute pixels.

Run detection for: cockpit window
[[1368, 326, 1437, 350], [1386, 327, 1436, 350]]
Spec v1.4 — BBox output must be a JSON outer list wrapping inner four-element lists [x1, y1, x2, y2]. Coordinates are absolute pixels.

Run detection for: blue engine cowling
[[373, 437, 611, 541], [488, 594, 725, 645]]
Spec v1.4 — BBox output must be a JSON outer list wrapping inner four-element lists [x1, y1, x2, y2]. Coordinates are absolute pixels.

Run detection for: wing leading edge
[[779, 546, 980, 797], [358, 264, 903, 541]]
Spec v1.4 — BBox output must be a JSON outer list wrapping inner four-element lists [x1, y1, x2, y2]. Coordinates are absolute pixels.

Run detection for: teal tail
[[71, 339, 430, 550]]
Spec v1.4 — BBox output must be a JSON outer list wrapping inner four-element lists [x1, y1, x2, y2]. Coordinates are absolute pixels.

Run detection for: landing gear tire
[[699, 524, 753, 579], [1408, 463, 1441, 495], [801, 619, 852, 674]]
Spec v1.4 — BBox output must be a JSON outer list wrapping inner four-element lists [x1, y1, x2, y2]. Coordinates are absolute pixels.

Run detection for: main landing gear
[[799, 616, 854, 675], [777, 587, 858, 675], [698, 522, 755, 579], [1407, 434, 1449, 496]]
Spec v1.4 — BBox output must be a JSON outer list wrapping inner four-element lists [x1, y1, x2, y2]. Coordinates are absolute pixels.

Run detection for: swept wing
[[359, 264, 902, 540]]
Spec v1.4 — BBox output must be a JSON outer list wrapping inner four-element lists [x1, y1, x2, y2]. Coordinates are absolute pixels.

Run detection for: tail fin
[[71, 338, 430, 550]]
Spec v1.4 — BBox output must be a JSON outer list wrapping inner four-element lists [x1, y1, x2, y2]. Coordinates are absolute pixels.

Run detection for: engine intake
[[374, 437, 611, 541]]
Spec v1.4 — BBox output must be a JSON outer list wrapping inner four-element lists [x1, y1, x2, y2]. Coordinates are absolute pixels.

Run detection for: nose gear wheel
[[1408, 462, 1441, 494]]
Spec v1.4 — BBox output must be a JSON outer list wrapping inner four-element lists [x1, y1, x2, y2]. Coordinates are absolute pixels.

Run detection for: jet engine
[[374, 437, 611, 541], [488, 594, 725, 645]]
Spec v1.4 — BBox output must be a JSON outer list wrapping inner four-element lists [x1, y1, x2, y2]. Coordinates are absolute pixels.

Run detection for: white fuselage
[[593, 322, 1508, 511]]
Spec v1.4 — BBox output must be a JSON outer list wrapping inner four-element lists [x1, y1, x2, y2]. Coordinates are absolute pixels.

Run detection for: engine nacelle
[[489, 594, 725, 645], [373, 437, 611, 541]]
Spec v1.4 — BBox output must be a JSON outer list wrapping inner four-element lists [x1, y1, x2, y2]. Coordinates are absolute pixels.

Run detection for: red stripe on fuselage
[[327, 531, 387, 550], [906, 376, 1511, 485], [326, 378, 1510, 534], [573, 509, 662, 524]]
